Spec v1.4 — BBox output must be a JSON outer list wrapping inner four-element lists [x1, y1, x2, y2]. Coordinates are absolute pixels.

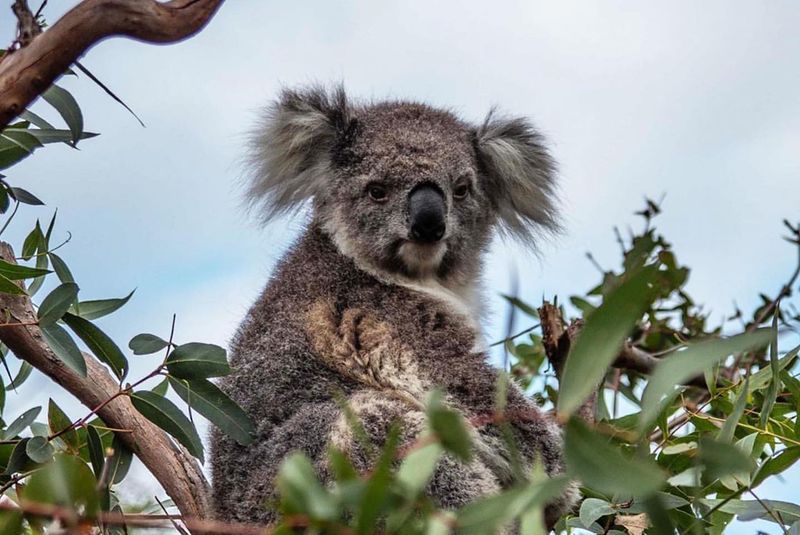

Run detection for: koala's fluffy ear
[[474, 110, 560, 243], [245, 85, 353, 221]]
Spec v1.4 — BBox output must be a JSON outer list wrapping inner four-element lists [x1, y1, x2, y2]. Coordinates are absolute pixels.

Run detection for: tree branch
[[0, 242, 211, 524], [0, 0, 225, 128], [538, 300, 711, 419]]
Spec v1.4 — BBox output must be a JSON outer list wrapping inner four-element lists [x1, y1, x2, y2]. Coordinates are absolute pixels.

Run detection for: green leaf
[[8, 187, 44, 205], [130, 390, 204, 462], [23, 454, 99, 515], [48, 253, 74, 283], [276, 452, 339, 520], [25, 435, 54, 463], [718, 377, 748, 444], [0, 260, 49, 280], [749, 343, 799, 390], [42, 85, 84, 144], [1, 129, 42, 153], [129, 333, 168, 355], [0, 273, 25, 295], [753, 447, 800, 487], [167, 376, 253, 445], [759, 312, 781, 428], [21, 222, 42, 260], [151, 377, 169, 396], [426, 390, 472, 462], [2, 406, 41, 439], [558, 265, 659, 417], [456, 477, 568, 534], [699, 437, 754, 483], [356, 424, 400, 534], [564, 417, 664, 497], [86, 424, 104, 479], [166, 342, 229, 379], [579, 498, 616, 528], [0, 140, 29, 170], [25, 128, 97, 145], [63, 313, 128, 380], [0, 510, 23, 535], [5, 361, 33, 390], [41, 323, 86, 376], [70, 290, 134, 320], [3, 439, 33, 475], [48, 399, 79, 451], [37, 282, 79, 326], [107, 434, 132, 484], [20, 110, 54, 129], [701, 499, 800, 524], [396, 440, 443, 497], [639, 329, 772, 432]]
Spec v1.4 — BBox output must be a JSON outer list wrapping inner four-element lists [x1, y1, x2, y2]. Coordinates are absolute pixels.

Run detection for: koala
[[210, 85, 578, 529]]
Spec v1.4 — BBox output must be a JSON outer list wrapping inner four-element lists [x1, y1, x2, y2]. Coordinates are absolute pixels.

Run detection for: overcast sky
[[2, 1, 799, 532]]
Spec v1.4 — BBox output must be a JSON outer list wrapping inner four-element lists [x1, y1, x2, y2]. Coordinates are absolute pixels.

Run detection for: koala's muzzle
[[408, 184, 446, 243]]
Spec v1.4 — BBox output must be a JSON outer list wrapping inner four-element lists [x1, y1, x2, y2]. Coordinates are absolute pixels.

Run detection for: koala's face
[[319, 104, 494, 279], [247, 86, 559, 283]]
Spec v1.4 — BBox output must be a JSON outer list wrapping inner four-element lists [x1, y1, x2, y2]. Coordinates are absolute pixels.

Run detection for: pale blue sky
[[2, 1, 799, 532]]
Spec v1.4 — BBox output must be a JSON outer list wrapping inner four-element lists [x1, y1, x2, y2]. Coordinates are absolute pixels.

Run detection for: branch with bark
[[0, 0, 225, 128], [0, 243, 211, 523]]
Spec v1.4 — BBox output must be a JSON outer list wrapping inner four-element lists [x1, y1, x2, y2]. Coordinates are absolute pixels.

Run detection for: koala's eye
[[453, 182, 470, 200], [367, 183, 389, 203]]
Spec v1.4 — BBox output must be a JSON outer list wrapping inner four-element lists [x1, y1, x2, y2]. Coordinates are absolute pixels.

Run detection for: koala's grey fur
[[211, 85, 577, 530]]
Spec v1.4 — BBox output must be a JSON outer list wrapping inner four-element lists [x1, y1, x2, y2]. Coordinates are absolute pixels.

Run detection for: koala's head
[[246, 85, 559, 282]]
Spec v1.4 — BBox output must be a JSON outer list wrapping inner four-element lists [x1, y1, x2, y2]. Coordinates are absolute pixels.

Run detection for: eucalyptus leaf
[[41, 323, 86, 376], [130, 390, 204, 462], [639, 329, 772, 432], [167, 376, 253, 446], [63, 313, 128, 380], [558, 265, 659, 417], [42, 85, 84, 144], [37, 282, 79, 327], [166, 342, 230, 379]]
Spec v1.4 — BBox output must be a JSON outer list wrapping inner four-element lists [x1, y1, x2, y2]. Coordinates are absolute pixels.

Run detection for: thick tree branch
[[0, 0, 224, 128], [0, 243, 211, 523]]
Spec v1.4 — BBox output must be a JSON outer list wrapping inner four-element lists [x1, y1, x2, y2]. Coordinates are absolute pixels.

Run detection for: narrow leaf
[[0, 273, 25, 295], [639, 330, 772, 432], [25, 436, 54, 463], [129, 333, 168, 355], [63, 313, 128, 380], [41, 323, 86, 376], [70, 290, 134, 320], [37, 282, 79, 327], [48, 399, 79, 451], [558, 265, 659, 417], [0, 259, 50, 280], [42, 85, 83, 144], [167, 376, 253, 446], [565, 418, 664, 497], [3, 406, 41, 440], [130, 390, 204, 462], [166, 342, 230, 379]]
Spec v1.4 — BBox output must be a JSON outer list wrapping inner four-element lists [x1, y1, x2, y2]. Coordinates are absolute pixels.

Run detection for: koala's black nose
[[408, 184, 446, 243]]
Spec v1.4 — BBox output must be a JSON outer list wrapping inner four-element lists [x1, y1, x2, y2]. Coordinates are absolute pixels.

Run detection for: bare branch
[[0, 0, 224, 128], [0, 242, 211, 523]]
